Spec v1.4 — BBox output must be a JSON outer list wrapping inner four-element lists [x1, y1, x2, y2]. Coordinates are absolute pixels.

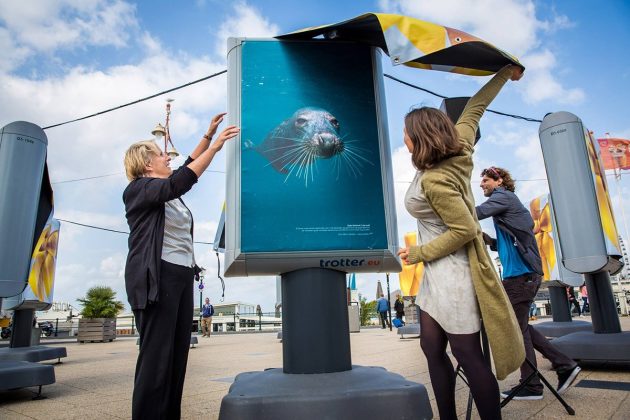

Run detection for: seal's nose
[[315, 133, 341, 158]]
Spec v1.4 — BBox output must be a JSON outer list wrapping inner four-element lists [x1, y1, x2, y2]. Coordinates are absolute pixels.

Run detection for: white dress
[[405, 171, 481, 334]]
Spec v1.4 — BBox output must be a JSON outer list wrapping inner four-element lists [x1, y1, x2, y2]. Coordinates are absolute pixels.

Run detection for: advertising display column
[[539, 112, 630, 362], [219, 39, 431, 420]]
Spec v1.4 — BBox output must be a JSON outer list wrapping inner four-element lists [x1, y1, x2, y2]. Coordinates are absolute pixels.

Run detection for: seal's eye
[[295, 117, 307, 127], [330, 118, 340, 129]]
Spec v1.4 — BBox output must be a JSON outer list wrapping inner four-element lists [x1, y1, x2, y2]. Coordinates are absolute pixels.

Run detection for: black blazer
[[123, 157, 197, 310]]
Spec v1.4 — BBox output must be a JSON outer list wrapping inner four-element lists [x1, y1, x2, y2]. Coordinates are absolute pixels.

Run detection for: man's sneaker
[[500, 386, 543, 400], [557, 365, 581, 394]]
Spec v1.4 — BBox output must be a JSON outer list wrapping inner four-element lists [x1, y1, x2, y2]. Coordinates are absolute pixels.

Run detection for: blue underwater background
[[241, 40, 387, 252]]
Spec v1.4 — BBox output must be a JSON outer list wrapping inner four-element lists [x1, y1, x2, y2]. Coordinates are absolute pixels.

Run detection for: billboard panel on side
[[529, 194, 583, 286], [224, 39, 401, 276]]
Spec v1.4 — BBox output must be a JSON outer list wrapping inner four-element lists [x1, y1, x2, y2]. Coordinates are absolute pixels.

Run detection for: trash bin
[[31, 327, 41, 345], [348, 304, 360, 333], [191, 320, 199, 333]]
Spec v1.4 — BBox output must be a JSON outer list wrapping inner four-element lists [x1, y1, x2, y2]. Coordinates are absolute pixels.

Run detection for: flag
[[278, 13, 523, 76]]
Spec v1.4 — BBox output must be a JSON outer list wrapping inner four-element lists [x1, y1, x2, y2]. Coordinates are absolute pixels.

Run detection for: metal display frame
[[224, 38, 401, 277]]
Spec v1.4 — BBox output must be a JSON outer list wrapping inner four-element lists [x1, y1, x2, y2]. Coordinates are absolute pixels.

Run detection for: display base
[[0, 345, 66, 363], [0, 360, 55, 391], [397, 324, 421, 339], [532, 320, 592, 338], [219, 365, 432, 420], [551, 331, 630, 362]]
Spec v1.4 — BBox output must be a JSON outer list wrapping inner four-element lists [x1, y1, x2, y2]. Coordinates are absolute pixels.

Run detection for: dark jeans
[[582, 297, 589, 313], [132, 260, 194, 419], [379, 311, 390, 328], [503, 274, 576, 391]]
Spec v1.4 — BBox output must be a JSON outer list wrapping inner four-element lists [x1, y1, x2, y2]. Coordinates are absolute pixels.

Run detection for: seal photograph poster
[[240, 41, 388, 254]]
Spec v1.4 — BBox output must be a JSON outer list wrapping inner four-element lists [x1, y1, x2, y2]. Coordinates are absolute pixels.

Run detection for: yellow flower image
[[530, 196, 557, 281], [399, 232, 424, 297], [585, 129, 621, 254], [28, 221, 60, 302]]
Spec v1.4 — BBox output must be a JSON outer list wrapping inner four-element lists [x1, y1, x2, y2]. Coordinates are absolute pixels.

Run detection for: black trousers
[[132, 260, 194, 419], [503, 274, 576, 391]]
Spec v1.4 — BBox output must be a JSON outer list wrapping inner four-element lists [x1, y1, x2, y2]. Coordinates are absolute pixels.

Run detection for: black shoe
[[557, 365, 581, 394], [500, 386, 543, 400]]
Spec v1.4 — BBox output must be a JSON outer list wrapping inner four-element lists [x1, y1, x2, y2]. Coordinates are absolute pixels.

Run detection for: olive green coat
[[407, 67, 524, 380]]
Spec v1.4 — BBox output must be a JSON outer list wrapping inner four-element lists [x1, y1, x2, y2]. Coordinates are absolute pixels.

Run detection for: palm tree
[[77, 286, 124, 319]]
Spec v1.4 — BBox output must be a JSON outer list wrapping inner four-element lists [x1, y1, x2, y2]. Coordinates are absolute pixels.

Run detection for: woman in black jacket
[[123, 113, 239, 419]]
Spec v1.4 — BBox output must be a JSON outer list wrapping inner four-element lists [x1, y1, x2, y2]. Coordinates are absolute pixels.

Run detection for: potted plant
[[76, 286, 124, 343]]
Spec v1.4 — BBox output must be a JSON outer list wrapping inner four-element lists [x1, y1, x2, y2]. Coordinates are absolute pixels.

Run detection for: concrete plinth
[[532, 320, 592, 338], [551, 331, 630, 361], [397, 324, 421, 339], [219, 365, 432, 420]]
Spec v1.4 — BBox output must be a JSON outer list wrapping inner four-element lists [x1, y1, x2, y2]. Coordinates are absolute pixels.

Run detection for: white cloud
[[0, 0, 138, 72], [378, 0, 582, 105], [214, 1, 280, 57], [520, 49, 585, 104]]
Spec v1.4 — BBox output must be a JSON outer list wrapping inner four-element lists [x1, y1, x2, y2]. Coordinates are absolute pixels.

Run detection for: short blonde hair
[[124, 140, 161, 181]]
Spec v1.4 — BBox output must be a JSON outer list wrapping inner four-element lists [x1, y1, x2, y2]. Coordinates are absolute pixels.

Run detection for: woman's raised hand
[[508, 65, 524, 81], [211, 125, 240, 151], [206, 113, 227, 138]]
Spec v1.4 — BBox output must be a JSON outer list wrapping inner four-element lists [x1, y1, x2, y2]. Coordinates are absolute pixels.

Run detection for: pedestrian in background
[[376, 293, 390, 329], [201, 297, 214, 337], [394, 294, 405, 325]]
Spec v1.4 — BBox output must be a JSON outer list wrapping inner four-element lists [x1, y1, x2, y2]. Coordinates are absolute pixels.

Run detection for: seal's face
[[293, 108, 344, 159], [252, 107, 372, 186]]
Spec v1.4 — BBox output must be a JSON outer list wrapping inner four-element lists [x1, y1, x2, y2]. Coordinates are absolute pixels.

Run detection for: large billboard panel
[[224, 39, 400, 276]]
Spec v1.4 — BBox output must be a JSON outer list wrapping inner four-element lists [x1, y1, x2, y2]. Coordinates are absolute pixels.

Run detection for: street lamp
[[197, 268, 206, 333], [152, 99, 179, 158]]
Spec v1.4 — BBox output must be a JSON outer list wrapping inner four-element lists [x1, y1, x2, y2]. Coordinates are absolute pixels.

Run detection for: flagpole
[[614, 171, 628, 290], [609, 139, 629, 290]]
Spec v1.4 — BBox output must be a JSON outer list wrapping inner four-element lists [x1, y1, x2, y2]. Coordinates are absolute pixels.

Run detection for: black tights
[[420, 310, 501, 420]]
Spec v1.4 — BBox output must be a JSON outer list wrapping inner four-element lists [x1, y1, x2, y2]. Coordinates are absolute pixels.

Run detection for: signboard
[[529, 194, 583, 286], [539, 112, 622, 274], [2, 216, 60, 311], [224, 38, 401, 276]]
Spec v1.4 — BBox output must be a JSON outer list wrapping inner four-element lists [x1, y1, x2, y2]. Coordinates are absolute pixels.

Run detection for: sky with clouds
[[1, 0, 629, 314]]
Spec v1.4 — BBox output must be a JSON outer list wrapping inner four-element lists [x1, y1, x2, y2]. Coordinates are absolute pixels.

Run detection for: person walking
[[476, 166, 581, 401], [567, 287, 582, 317], [580, 284, 589, 314], [201, 297, 214, 337], [123, 113, 239, 419], [397, 65, 525, 420], [376, 293, 390, 329], [394, 294, 405, 325]]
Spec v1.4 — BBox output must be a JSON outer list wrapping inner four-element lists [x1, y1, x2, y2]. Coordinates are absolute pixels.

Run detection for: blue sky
[[1, 0, 629, 313]]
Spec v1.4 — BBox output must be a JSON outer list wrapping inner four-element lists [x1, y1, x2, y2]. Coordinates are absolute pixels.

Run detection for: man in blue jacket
[[476, 166, 580, 400], [376, 293, 390, 329], [201, 297, 214, 337]]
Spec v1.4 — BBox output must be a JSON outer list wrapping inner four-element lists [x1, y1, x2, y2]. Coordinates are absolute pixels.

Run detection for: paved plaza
[[1, 316, 629, 419]]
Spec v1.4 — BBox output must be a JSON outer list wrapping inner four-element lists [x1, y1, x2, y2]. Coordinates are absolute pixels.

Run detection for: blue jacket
[[475, 187, 543, 276], [376, 297, 389, 313], [202, 304, 214, 318]]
